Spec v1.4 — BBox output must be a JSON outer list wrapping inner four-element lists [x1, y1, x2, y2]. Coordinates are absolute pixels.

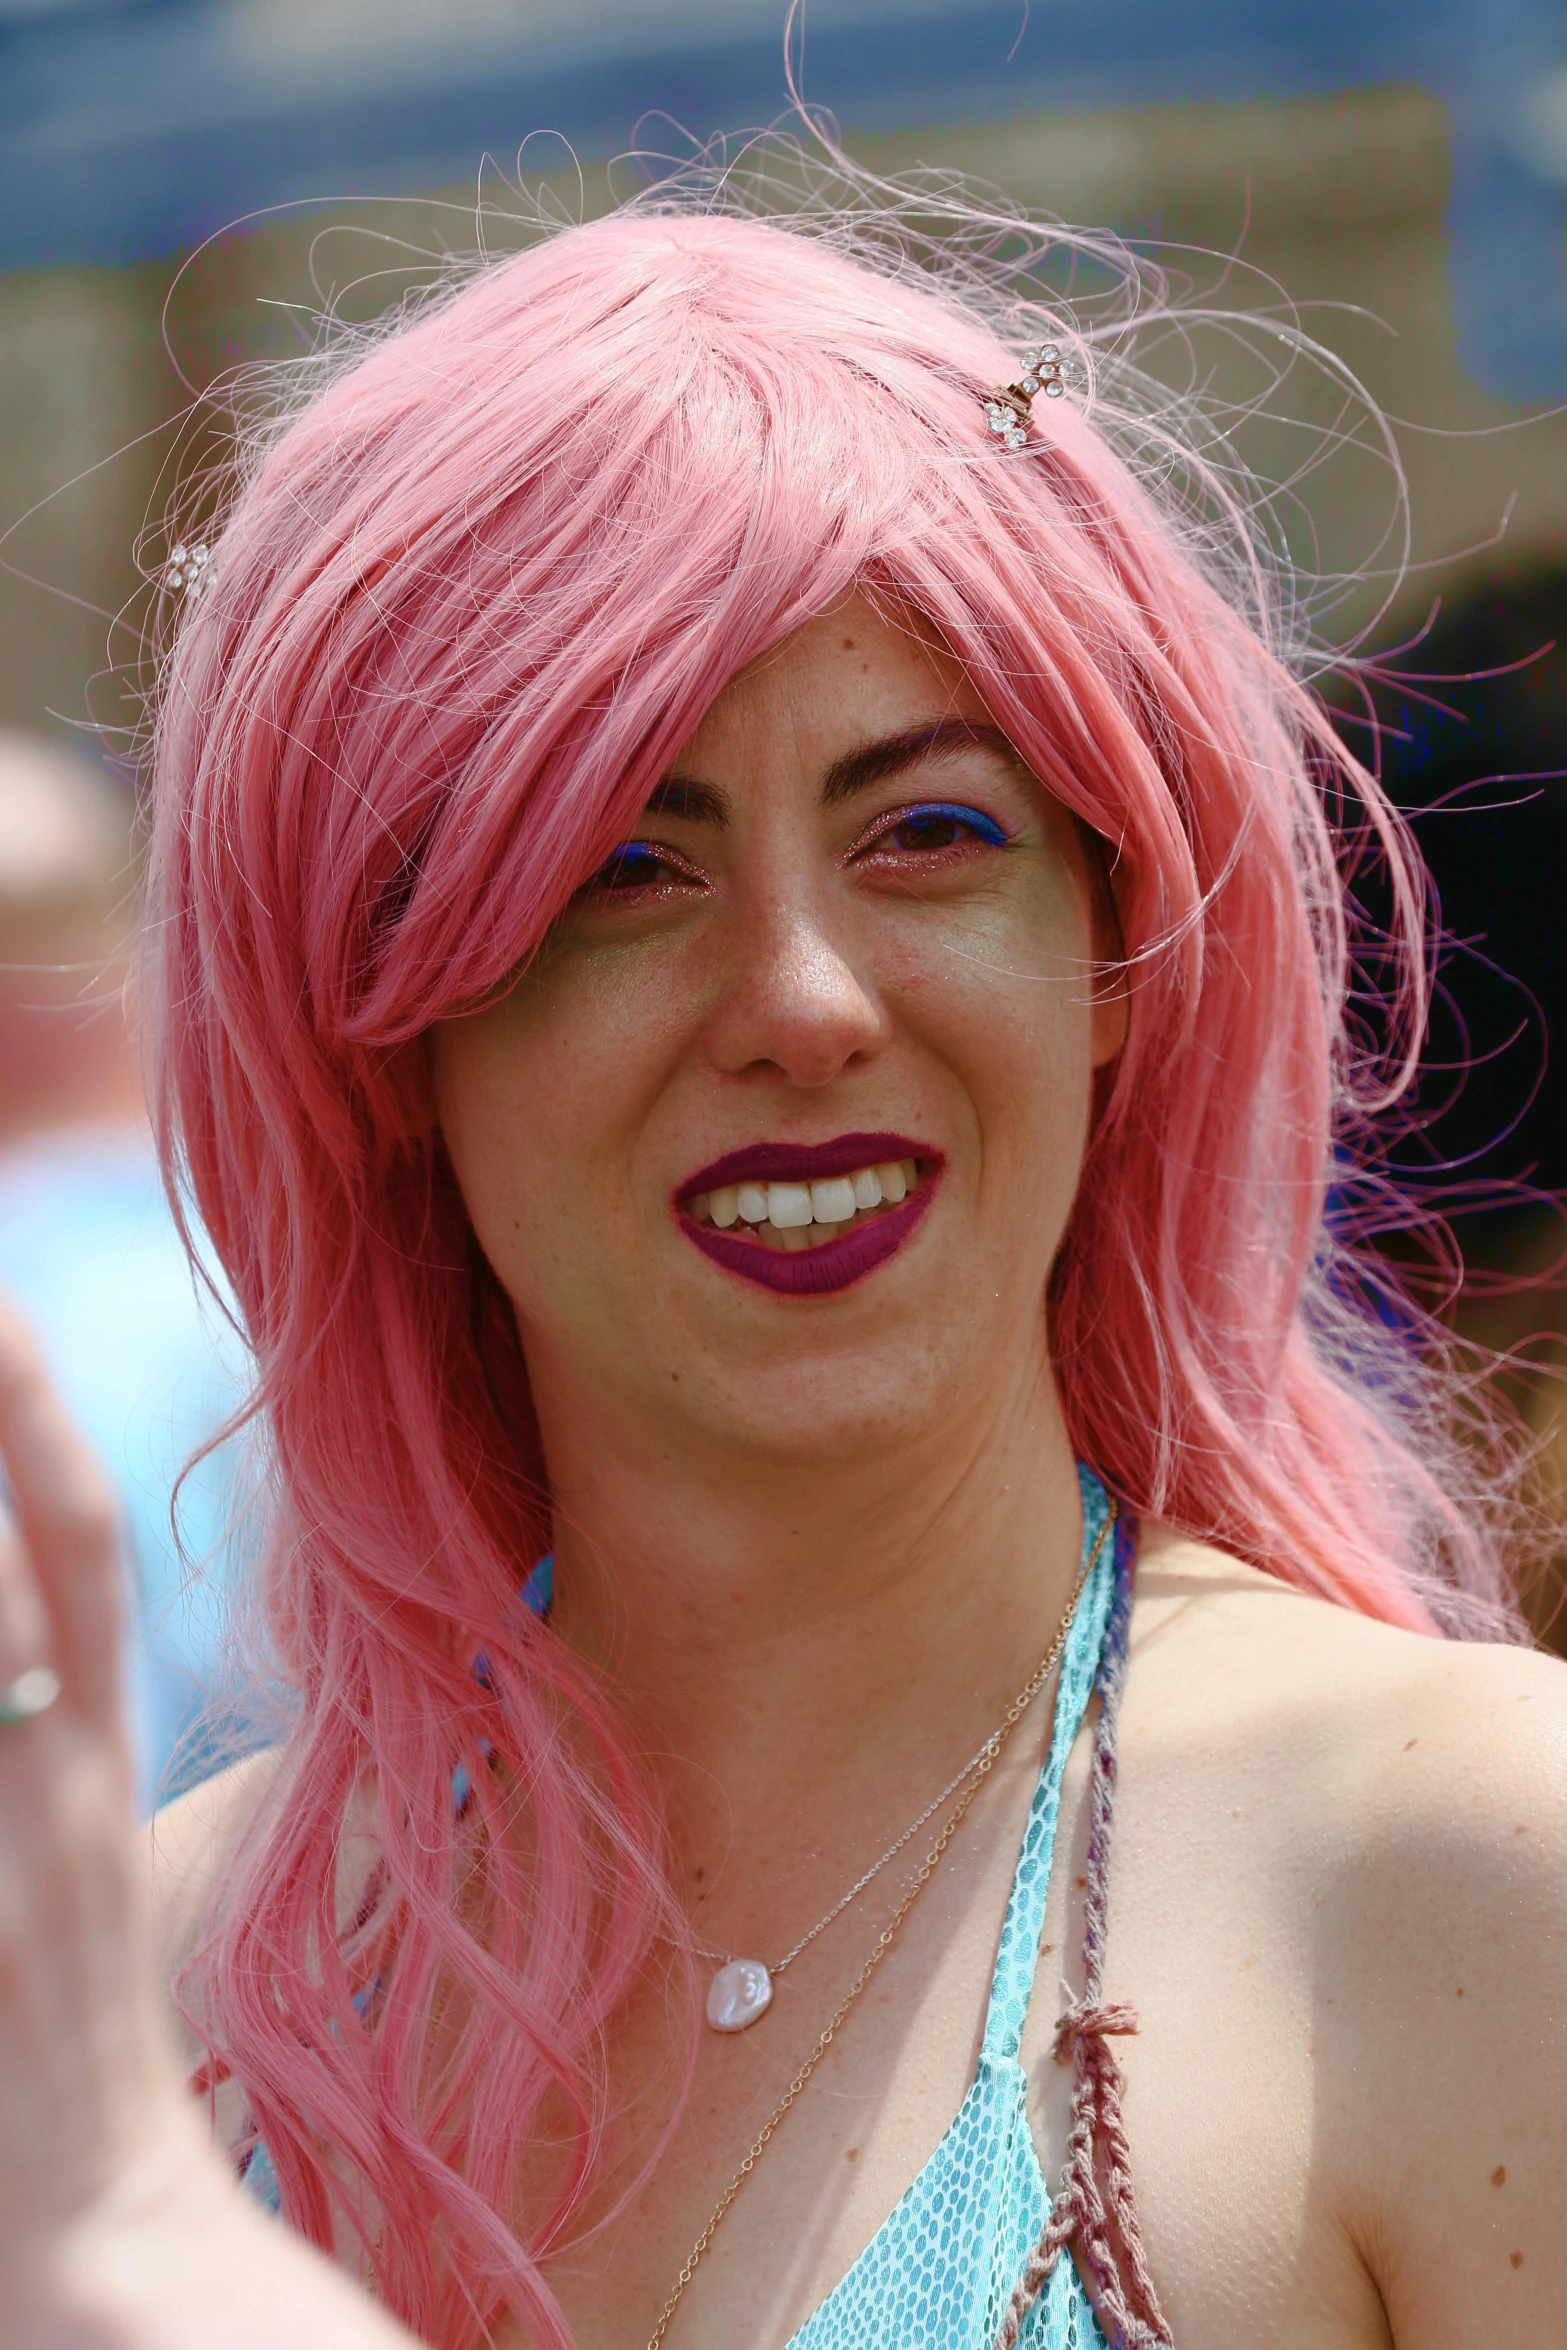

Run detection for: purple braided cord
[[992, 1521, 1174, 2350]]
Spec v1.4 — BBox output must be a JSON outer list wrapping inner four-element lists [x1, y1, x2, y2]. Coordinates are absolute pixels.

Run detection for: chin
[[675, 1327, 968, 1469]]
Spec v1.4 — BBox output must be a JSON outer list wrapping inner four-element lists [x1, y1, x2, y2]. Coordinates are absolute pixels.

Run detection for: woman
[[2, 192, 1564, 2350]]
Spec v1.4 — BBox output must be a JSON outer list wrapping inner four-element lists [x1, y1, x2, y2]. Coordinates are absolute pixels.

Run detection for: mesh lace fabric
[[783, 1465, 1118, 2350], [239, 1479, 1127, 2350]]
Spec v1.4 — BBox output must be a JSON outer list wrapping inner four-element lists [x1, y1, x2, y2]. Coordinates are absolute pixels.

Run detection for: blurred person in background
[[0, 728, 243, 1813]]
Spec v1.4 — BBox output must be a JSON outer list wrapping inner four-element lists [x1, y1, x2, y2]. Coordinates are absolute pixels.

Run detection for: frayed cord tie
[[1052, 2000, 1140, 2067], [995, 1994, 1172, 2350], [993, 1532, 1173, 2350]]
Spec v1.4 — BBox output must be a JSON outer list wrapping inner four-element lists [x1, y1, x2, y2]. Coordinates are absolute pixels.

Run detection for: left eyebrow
[[643, 775, 731, 826], [819, 719, 1025, 809]]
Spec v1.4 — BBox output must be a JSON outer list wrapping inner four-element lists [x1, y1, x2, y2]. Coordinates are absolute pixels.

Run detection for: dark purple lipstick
[[675, 1130, 936, 1205], [673, 1132, 942, 1299], [684, 1187, 936, 1295]]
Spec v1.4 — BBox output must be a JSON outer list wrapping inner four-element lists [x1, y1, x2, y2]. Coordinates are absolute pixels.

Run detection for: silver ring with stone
[[0, 1664, 62, 1726]]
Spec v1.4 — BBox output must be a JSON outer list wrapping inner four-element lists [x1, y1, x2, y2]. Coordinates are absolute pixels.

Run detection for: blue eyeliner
[[883, 801, 1011, 847], [594, 841, 666, 886], [592, 802, 1008, 893]]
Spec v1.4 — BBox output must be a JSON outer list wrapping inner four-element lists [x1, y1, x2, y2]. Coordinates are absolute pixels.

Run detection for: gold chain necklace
[[692, 1618, 1106, 2033], [645, 1503, 1114, 2350]]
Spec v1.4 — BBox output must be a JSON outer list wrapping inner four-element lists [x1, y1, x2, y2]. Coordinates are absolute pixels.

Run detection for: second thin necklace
[[647, 1504, 1115, 2350], [690, 1552, 1100, 2035]]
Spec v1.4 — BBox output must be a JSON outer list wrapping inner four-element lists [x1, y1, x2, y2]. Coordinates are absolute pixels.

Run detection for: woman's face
[[431, 596, 1125, 1474]]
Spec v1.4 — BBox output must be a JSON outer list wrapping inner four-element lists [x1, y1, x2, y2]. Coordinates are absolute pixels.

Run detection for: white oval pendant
[[705, 1958, 773, 2032]]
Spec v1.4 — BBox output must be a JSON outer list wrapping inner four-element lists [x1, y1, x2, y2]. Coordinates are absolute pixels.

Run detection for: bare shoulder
[[1126, 1526, 1567, 2340], [142, 1747, 384, 2035], [1127, 1522, 1567, 1912], [1130, 1519, 1567, 1804], [141, 1752, 284, 2047]]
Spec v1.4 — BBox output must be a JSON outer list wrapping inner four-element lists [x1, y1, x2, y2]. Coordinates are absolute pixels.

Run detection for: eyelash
[[853, 801, 1012, 858], [579, 800, 1010, 900], [578, 841, 700, 895]]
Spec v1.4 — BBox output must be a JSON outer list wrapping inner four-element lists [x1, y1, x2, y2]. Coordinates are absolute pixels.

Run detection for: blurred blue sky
[[2, 0, 1565, 395]]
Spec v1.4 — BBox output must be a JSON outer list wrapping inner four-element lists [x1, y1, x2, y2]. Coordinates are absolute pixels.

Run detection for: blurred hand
[[0, 1293, 416, 2348]]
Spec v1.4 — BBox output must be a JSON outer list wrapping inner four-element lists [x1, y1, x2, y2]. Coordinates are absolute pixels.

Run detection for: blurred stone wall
[[859, 87, 1567, 636], [2, 83, 1564, 729], [0, 264, 170, 750]]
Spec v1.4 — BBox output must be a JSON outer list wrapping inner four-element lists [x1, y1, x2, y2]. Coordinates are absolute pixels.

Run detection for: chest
[[487, 1731, 1383, 2350]]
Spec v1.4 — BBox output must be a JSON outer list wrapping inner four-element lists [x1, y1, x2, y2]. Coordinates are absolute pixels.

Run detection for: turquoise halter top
[[242, 1470, 1122, 2350], [780, 1461, 1117, 2350]]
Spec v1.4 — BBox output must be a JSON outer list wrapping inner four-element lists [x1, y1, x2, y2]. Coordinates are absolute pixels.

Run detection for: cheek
[[429, 957, 687, 1288], [429, 1017, 547, 1283], [895, 866, 1097, 1077], [429, 1002, 598, 1286], [891, 876, 1097, 1228]]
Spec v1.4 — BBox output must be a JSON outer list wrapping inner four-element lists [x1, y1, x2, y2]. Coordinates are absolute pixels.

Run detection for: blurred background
[[2, 0, 1564, 1777]]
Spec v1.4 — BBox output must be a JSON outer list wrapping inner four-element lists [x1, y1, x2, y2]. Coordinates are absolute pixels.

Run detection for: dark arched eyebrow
[[818, 718, 1024, 808], [643, 776, 731, 825], [648, 719, 1024, 827]]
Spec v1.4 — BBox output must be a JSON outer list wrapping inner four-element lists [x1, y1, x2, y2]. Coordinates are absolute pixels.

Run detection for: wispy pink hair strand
[[149, 195, 1516, 2348]]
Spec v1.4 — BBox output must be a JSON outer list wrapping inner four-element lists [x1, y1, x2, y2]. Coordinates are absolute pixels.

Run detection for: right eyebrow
[[644, 723, 1022, 828], [641, 776, 731, 827]]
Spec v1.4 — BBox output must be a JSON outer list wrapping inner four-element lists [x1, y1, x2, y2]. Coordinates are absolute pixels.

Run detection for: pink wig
[[149, 197, 1514, 2345]]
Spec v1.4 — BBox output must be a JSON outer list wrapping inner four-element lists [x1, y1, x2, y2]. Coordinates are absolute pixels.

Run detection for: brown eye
[[863, 801, 1010, 856], [890, 812, 965, 851], [583, 843, 675, 893]]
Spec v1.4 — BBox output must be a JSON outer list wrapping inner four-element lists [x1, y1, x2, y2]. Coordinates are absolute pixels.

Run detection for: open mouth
[[674, 1133, 940, 1296], [689, 1152, 925, 1249]]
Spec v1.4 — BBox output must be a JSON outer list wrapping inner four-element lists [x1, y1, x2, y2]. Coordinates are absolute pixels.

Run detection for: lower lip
[[679, 1182, 937, 1296]]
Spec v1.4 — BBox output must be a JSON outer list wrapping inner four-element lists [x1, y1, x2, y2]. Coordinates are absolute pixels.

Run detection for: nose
[[700, 891, 893, 1089]]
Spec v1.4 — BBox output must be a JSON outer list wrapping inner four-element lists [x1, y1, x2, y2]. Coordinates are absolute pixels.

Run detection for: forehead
[[674, 594, 987, 784]]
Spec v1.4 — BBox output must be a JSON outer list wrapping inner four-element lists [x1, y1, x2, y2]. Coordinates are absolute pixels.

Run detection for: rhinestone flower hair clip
[[164, 542, 210, 597], [983, 339, 1075, 451]]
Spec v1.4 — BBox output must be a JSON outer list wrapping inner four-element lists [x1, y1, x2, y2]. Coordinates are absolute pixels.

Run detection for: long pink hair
[[150, 191, 1517, 2346]]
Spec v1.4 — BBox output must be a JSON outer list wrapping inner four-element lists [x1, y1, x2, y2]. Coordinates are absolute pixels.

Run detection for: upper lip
[[675, 1131, 940, 1204]]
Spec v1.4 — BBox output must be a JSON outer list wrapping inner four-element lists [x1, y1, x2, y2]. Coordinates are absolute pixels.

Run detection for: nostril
[[699, 932, 892, 1083]]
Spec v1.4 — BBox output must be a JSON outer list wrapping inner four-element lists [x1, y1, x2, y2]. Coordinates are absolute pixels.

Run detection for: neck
[[539, 1344, 1086, 1901]]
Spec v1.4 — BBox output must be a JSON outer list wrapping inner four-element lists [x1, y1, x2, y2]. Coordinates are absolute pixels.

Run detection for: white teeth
[[691, 1157, 924, 1238], [766, 1181, 814, 1229], [809, 1175, 858, 1224]]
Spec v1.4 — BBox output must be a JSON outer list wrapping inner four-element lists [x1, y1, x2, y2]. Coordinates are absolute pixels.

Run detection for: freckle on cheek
[[1510, 2251, 1524, 2270]]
